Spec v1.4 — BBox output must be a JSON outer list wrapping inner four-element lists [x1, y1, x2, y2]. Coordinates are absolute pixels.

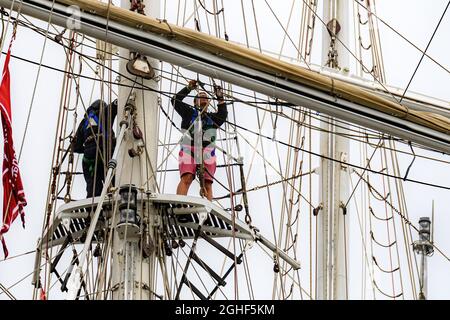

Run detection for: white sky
[[0, 0, 449, 300]]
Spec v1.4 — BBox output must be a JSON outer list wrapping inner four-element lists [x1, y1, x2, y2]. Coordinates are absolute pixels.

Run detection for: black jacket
[[72, 99, 118, 160]]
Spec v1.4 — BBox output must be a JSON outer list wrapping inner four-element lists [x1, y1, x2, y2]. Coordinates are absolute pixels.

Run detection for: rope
[[372, 256, 400, 274], [17, 1, 56, 160], [352, 0, 450, 76], [214, 169, 315, 200], [0, 282, 16, 300], [373, 280, 403, 299], [227, 118, 450, 190], [348, 170, 377, 299], [369, 206, 392, 221], [370, 231, 396, 248], [400, 0, 450, 102], [0, 249, 35, 262], [263, 0, 312, 70], [300, 0, 405, 107], [343, 139, 383, 208], [381, 142, 405, 299], [197, 0, 223, 15]]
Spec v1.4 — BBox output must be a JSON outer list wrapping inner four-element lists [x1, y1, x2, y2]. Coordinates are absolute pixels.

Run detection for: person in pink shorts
[[171, 80, 227, 200]]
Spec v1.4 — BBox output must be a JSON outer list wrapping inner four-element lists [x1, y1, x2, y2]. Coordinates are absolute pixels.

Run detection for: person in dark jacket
[[72, 99, 117, 198], [171, 80, 227, 201]]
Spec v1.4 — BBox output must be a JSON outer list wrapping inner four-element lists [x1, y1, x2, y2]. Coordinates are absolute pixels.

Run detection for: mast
[[317, 0, 350, 300], [110, 0, 160, 300]]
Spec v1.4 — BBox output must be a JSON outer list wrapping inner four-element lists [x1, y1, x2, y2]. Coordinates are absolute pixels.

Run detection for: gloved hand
[[187, 80, 198, 90], [214, 85, 224, 99]]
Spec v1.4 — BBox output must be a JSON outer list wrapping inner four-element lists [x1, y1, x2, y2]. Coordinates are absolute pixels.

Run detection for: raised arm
[[171, 80, 197, 119], [210, 85, 227, 127]]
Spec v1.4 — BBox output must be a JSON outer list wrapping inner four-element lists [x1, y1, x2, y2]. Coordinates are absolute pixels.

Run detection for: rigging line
[[307, 113, 313, 297], [179, 89, 433, 155], [0, 8, 6, 46], [372, 280, 403, 299], [0, 0, 21, 58], [159, 63, 182, 191], [237, 240, 255, 300], [263, 0, 312, 70], [344, 139, 384, 208], [93, 151, 125, 299], [233, 103, 417, 154], [220, 0, 228, 40], [0, 249, 35, 262], [391, 145, 424, 299], [235, 130, 314, 209], [354, 168, 450, 265], [255, 241, 313, 300], [353, 169, 419, 232], [214, 169, 315, 200], [17, 0, 57, 161], [227, 119, 450, 190], [279, 109, 303, 258], [353, 0, 450, 76], [402, 142, 416, 181], [197, 0, 223, 15], [16, 14, 130, 62], [62, 48, 109, 182], [285, 129, 311, 300], [240, 0, 250, 49], [252, 95, 285, 299], [225, 93, 392, 153], [400, 0, 450, 102], [378, 149, 399, 298], [0, 260, 48, 297], [389, 141, 425, 298], [269, 102, 297, 273], [40, 33, 83, 291], [0, 282, 16, 300], [372, 256, 400, 274], [250, 0, 262, 53], [177, 239, 229, 300], [277, 0, 296, 59], [9, 26, 109, 170], [219, 125, 240, 299], [79, 55, 118, 97], [370, 231, 396, 249], [368, 1, 386, 83], [300, 0, 404, 106], [348, 170, 377, 299], [381, 143, 405, 298], [1, 48, 131, 88], [369, 206, 392, 221]]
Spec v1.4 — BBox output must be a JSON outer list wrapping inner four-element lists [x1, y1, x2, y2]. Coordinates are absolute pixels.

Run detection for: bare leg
[[204, 180, 213, 201], [177, 173, 194, 195]]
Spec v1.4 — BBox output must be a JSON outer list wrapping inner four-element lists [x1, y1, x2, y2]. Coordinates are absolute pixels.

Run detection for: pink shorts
[[179, 145, 216, 183]]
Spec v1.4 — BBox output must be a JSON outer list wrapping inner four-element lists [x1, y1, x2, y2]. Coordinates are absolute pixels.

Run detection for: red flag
[[0, 41, 27, 258], [40, 287, 47, 300]]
